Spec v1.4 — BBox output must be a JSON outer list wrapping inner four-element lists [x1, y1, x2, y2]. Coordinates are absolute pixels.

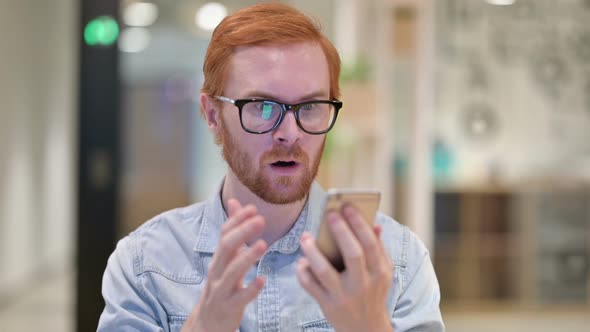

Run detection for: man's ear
[[200, 93, 220, 136]]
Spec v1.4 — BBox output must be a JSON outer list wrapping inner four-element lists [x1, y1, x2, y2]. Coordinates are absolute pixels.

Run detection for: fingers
[[299, 232, 341, 290], [296, 257, 326, 300], [325, 211, 366, 280], [227, 198, 242, 217], [222, 239, 267, 287], [186, 198, 267, 332], [373, 223, 382, 238], [213, 215, 265, 275], [211, 202, 266, 279], [221, 201, 258, 236], [225, 241, 267, 306], [233, 276, 265, 305], [341, 205, 384, 273]]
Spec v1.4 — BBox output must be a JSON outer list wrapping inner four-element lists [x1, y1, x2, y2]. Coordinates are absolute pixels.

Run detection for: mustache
[[261, 144, 308, 163]]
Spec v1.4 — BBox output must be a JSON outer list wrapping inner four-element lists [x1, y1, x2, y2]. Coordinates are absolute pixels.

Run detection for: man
[[98, 3, 443, 332]]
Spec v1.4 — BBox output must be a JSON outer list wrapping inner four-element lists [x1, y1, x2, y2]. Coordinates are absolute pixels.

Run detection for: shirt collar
[[193, 178, 327, 255], [193, 178, 226, 254]]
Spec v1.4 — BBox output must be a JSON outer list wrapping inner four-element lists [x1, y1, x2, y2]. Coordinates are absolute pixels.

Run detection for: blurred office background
[[1, 0, 589, 331]]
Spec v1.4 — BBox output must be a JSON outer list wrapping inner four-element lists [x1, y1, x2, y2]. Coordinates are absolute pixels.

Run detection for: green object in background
[[84, 16, 119, 46], [340, 56, 372, 82], [394, 153, 408, 178], [433, 139, 454, 183]]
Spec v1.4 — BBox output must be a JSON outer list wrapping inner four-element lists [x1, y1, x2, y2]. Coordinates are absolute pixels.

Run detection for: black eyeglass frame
[[214, 95, 342, 135]]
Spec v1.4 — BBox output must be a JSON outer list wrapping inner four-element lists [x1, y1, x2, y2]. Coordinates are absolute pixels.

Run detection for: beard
[[218, 116, 324, 204]]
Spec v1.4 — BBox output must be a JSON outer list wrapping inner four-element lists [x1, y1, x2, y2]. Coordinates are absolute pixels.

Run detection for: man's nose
[[272, 111, 302, 144]]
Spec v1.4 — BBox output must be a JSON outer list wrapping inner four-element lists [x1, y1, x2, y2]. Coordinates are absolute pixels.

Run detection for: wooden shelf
[[433, 187, 590, 306]]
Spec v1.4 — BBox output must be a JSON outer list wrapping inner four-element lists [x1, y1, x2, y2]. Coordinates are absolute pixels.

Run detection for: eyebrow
[[240, 90, 331, 102]]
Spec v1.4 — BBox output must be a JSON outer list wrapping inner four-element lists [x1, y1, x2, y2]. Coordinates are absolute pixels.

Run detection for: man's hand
[[296, 205, 394, 332], [182, 199, 267, 332]]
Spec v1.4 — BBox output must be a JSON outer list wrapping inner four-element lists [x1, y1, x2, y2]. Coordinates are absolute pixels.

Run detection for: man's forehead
[[231, 42, 324, 66], [225, 42, 330, 101]]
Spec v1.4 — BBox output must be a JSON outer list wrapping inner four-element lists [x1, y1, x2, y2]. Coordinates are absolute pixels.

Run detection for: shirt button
[[261, 266, 271, 275]]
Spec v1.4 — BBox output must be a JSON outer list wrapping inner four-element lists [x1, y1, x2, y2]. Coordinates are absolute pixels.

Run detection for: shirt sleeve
[[97, 235, 167, 332], [392, 235, 445, 332]]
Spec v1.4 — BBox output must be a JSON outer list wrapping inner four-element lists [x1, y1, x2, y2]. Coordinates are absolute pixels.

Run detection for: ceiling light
[[123, 2, 158, 27], [195, 2, 228, 31], [485, 0, 516, 5]]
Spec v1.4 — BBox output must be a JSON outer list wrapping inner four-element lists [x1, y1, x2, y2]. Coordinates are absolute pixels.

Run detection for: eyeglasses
[[214, 96, 342, 135]]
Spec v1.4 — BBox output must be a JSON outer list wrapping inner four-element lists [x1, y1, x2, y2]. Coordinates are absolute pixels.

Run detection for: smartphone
[[316, 189, 381, 271]]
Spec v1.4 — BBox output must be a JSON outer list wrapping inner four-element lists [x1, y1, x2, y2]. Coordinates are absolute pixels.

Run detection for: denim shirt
[[98, 181, 444, 332]]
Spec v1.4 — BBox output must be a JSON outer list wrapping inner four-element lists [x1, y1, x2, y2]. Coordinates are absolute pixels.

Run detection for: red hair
[[201, 2, 341, 112]]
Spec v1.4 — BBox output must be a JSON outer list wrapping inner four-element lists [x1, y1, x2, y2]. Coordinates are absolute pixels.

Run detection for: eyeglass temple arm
[[214, 96, 235, 104]]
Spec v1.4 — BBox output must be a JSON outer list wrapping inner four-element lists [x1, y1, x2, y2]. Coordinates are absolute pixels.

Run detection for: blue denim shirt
[[98, 181, 444, 331]]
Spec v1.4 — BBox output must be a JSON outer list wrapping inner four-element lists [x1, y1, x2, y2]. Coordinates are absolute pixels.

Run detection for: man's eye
[[301, 103, 316, 111]]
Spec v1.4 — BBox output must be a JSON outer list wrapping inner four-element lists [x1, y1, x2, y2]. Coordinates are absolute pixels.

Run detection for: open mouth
[[271, 160, 297, 167]]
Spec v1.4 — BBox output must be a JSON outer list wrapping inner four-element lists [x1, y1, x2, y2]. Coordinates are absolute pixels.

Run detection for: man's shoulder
[[118, 202, 209, 278], [131, 202, 206, 239], [375, 213, 430, 270]]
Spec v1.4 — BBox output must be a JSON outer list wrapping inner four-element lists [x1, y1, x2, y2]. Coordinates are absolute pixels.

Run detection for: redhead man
[[98, 3, 443, 332]]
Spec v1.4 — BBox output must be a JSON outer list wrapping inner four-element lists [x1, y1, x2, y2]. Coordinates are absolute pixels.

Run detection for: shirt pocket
[[168, 315, 188, 332], [301, 318, 335, 332]]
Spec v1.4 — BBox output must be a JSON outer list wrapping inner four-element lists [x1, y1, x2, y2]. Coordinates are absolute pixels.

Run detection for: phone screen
[[316, 189, 381, 271]]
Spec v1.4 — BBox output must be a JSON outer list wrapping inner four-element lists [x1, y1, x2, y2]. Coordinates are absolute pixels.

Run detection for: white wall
[[0, 0, 77, 298], [433, 0, 590, 185]]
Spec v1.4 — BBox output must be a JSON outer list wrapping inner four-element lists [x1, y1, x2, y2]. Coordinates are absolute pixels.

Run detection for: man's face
[[216, 42, 330, 204]]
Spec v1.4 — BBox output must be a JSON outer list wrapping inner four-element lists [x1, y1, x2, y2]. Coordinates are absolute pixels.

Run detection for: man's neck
[[221, 172, 307, 247]]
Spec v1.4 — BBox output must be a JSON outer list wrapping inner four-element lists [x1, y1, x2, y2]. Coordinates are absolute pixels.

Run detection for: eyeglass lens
[[241, 101, 336, 133]]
